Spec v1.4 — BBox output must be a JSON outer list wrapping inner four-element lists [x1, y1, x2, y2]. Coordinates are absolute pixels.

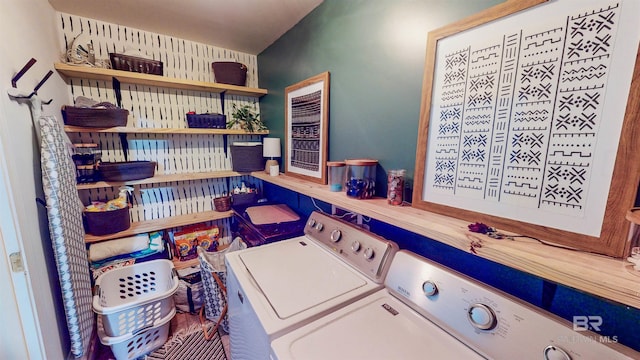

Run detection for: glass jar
[[327, 161, 346, 192], [345, 159, 378, 199], [72, 143, 101, 183], [387, 169, 406, 205]]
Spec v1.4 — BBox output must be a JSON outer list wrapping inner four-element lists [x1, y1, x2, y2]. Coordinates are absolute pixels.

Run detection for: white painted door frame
[[0, 119, 45, 359]]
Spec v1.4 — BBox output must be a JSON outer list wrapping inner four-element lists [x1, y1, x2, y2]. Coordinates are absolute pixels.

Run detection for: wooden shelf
[[85, 210, 232, 243], [64, 125, 269, 135], [252, 172, 640, 310], [172, 257, 200, 270], [55, 62, 268, 97], [77, 170, 247, 190]]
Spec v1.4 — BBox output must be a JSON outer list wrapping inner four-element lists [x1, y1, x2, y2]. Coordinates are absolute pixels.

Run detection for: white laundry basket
[[92, 259, 179, 337], [97, 306, 176, 360]]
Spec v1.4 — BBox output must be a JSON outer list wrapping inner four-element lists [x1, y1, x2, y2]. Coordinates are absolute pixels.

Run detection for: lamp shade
[[263, 137, 281, 157]]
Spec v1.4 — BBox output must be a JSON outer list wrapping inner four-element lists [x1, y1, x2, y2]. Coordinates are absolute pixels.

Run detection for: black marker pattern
[[432, 49, 469, 190], [428, 2, 621, 218]]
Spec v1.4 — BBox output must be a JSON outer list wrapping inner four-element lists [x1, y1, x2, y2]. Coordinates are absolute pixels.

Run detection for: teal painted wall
[[258, 0, 502, 191], [256, 0, 640, 353]]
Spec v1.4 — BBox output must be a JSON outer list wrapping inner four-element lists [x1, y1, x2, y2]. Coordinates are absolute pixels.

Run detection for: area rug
[[145, 323, 227, 360]]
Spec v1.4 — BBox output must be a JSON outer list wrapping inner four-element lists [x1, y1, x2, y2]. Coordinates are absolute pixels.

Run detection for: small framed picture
[[284, 71, 330, 184]]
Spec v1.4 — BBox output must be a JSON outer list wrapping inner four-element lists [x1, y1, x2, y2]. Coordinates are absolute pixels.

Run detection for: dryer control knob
[[422, 281, 438, 297], [308, 219, 317, 228], [543, 345, 571, 360], [467, 303, 497, 330], [363, 247, 375, 260], [351, 240, 361, 252], [330, 229, 342, 242], [315, 223, 324, 231]]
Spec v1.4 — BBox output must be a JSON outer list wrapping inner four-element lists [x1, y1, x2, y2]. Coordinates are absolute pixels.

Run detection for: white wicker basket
[[92, 259, 179, 337], [97, 307, 175, 360]]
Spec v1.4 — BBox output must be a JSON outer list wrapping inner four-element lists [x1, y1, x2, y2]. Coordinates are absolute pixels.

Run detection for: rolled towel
[[88, 233, 150, 262]]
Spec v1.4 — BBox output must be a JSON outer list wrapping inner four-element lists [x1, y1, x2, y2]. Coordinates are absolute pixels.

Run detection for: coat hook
[[33, 70, 53, 94], [12, 58, 36, 88], [7, 70, 54, 104]]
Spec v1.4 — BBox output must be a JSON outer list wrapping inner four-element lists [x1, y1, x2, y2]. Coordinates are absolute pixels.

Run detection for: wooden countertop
[[252, 172, 640, 309]]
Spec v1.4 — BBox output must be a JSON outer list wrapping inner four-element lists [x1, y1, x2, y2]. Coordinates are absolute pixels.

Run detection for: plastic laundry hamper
[[92, 259, 179, 337], [97, 307, 176, 360]]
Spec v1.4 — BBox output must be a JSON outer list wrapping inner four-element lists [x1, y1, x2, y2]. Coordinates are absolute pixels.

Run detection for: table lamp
[[263, 137, 281, 174]]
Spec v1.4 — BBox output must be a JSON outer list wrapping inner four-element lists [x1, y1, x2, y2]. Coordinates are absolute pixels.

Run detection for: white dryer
[[271, 250, 639, 360], [225, 211, 399, 359]]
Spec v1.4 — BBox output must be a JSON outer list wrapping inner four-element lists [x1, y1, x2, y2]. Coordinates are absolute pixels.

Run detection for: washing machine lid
[[239, 236, 369, 319], [271, 289, 486, 360]]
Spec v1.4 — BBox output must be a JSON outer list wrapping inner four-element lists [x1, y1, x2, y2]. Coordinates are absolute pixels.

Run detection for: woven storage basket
[[62, 106, 128, 128], [213, 196, 231, 211], [92, 259, 179, 337], [186, 113, 226, 129], [97, 307, 175, 360], [110, 53, 163, 75], [212, 61, 247, 86], [230, 143, 264, 172]]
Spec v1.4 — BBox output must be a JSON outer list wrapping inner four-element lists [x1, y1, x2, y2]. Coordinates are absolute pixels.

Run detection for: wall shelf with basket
[[55, 39, 267, 270], [64, 125, 269, 135], [76, 170, 246, 190], [84, 209, 233, 244], [54, 62, 268, 98]]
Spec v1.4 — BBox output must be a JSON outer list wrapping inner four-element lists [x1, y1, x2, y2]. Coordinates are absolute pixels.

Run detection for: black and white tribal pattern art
[[428, 2, 621, 218], [290, 90, 322, 172]]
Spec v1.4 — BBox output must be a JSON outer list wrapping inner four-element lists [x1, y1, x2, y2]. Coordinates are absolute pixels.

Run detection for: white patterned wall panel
[[56, 14, 259, 87], [57, 13, 265, 223]]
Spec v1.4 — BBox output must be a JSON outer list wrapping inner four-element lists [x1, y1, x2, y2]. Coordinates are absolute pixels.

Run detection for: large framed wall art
[[284, 72, 330, 184], [412, 0, 640, 257]]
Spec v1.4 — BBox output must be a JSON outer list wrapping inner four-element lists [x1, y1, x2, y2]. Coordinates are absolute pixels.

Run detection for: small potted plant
[[227, 103, 267, 132]]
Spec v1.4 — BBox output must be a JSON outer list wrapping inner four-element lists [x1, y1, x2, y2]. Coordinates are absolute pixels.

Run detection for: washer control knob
[[467, 303, 497, 330], [315, 223, 324, 231], [363, 247, 375, 260], [330, 229, 342, 242], [422, 281, 438, 297], [308, 219, 317, 228], [351, 241, 361, 252], [543, 345, 571, 360]]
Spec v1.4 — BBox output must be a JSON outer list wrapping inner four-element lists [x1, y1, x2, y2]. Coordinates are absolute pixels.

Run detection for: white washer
[[272, 250, 639, 360], [225, 211, 399, 359]]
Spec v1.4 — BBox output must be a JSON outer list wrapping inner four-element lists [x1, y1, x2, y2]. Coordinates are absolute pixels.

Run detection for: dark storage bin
[[98, 161, 156, 181], [232, 193, 258, 207], [110, 53, 163, 75], [85, 206, 131, 236], [186, 113, 226, 129], [212, 62, 247, 86], [231, 203, 306, 247], [230, 143, 264, 172], [62, 106, 128, 128]]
